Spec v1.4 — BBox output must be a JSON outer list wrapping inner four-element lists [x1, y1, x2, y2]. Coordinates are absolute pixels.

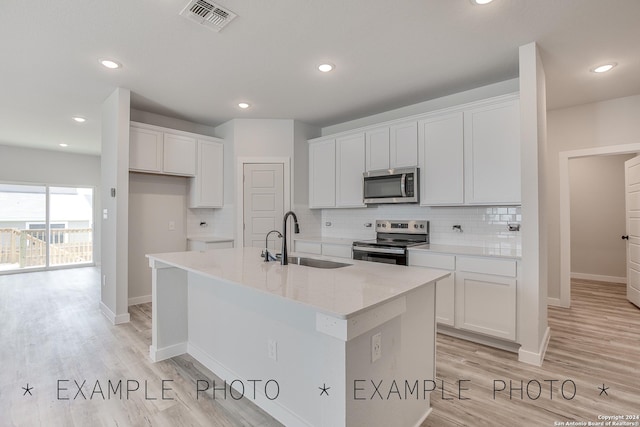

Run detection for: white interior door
[[625, 155, 640, 308], [243, 163, 284, 249]]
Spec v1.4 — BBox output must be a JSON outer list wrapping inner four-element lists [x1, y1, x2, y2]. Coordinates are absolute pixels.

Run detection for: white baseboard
[[128, 294, 152, 306], [518, 326, 550, 366], [547, 297, 564, 307], [99, 301, 130, 325], [571, 272, 626, 284], [149, 342, 188, 363], [437, 325, 520, 353], [413, 408, 433, 427]]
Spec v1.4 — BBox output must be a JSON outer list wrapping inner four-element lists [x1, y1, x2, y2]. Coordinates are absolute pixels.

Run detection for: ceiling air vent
[[180, 0, 237, 32]]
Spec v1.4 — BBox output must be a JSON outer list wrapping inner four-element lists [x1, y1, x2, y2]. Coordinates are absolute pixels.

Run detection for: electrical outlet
[[168, 220, 175, 231], [372, 332, 382, 363], [267, 339, 278, 361]]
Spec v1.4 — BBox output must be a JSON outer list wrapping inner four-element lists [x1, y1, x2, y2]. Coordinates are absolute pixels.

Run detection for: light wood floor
[[1, 270, 638, 426]]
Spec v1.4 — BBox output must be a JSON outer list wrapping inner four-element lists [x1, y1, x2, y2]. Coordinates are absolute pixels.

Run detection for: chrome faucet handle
[[264, 229, 283, 262]]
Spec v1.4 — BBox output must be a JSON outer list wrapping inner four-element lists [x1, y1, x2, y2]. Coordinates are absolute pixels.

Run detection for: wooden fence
[[0, 228, 93, 268]]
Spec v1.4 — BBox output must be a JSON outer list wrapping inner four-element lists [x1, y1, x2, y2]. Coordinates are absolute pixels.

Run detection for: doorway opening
[[558, 143, 640, 307], [0, 183, 94, 273]]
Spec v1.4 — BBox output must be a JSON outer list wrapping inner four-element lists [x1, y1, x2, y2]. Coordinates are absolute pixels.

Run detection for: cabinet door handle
[[622, 235, 629, 240]]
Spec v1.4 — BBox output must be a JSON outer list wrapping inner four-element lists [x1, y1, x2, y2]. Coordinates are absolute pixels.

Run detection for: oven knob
[[414, 224, 418, 228], [382, 223, 386, 228], [420, 224, 424, 228]]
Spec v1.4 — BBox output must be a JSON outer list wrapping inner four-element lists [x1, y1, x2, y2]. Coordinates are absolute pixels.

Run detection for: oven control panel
[[375, 220, 429, 234]]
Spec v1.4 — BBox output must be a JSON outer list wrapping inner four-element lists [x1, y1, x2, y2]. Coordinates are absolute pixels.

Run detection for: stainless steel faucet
[[281, 211, 300, 265], [263, 229, 282, 262]]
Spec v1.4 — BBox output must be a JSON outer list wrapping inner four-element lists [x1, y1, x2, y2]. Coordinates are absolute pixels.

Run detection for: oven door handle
[[352, 245, 406, 255]]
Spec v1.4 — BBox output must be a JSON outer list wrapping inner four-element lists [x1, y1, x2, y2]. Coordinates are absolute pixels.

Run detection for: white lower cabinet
[[294, 241, 322, 255], [321, 243, 352, 258], [455, 256, 517, 340], [409, 252, 455, 326], [409, 251, 518, 341]]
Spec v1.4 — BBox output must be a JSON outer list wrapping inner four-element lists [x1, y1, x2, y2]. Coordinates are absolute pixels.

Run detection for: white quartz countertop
[[409, 243, 521, 259], [187, 235, 234, 243], [147, 247, 448, 319]]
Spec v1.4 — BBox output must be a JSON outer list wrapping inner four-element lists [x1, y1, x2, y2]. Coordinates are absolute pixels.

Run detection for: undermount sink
[[287, 256, 351, 269]]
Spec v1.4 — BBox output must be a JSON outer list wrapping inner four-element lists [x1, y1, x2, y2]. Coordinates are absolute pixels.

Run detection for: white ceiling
[[1, 0, 639, 155]]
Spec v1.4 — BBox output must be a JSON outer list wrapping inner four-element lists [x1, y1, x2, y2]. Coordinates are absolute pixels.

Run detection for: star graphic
[[598, 384, 609, 396], [22, 383, 34, 396], [319, 383, 331, 396]]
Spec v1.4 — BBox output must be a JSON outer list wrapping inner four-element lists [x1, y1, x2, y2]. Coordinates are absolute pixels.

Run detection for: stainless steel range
[[352, 220, 429, 266]]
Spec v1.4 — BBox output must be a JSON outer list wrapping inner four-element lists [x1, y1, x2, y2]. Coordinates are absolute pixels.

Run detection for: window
[[0, 183, 94, 272]]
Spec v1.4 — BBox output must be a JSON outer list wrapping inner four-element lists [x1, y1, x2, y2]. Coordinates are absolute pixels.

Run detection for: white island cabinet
[[147, 247, 448, 427]]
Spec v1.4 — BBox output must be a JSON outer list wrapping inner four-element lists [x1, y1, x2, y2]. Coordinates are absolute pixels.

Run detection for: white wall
[[200, 119, 320, 244], [547, 94, 640, 299], [0, 144, 102, 263], [128, 173, 188, 303], [100, 87, 130, 324], [569, 154, 633, 281], [322, 79, 519, 135]]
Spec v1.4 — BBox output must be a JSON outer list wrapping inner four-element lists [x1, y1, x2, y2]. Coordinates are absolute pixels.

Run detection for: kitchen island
[[147, 247, 449, 427]]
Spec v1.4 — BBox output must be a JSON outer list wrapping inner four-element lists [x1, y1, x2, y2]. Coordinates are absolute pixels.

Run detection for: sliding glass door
[[0, 183, 94, 272]]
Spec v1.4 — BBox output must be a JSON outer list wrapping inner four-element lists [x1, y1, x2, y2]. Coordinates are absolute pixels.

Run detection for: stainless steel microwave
[[363, 167, 419, 204]]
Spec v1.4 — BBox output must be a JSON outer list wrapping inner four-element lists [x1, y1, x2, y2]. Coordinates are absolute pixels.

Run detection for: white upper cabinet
[[365, 123, 418, 171], [464, 99, 521, 205], [130, 126, 163, 173], [163, 133, 196, 176], [309, 139, 336, 208], [129, 123, 196, 177], [390, 121, 418, 168], [189, 139, 224, 208], [418, 112, 464, 205], [365, 127, 390, 171], [336, 133, 366, 207]]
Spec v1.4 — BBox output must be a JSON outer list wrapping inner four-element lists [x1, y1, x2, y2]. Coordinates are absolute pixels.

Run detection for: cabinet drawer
[[295, 241, 322, 255], [322, 243, 352, 259], [409, 252, 455, 270], [457, 256, 516, 277]]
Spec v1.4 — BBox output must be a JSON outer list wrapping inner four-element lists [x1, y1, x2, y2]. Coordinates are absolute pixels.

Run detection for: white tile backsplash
[[187, 204, 236, 238], [321, 205, 521, 249]]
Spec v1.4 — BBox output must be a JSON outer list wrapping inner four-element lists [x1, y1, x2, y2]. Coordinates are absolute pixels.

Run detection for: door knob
[[622, 235, 629, 240]]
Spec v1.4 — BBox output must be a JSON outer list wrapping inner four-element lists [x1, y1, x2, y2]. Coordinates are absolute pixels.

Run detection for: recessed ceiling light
[[471, 0, 494, 4], [59, 143, 68, 147], [72, 116, 86, 123], [99, 59, 121, 69], [318, 63, 334, 73], [238, 102, 250, 109], [590, 63, 617, 73]]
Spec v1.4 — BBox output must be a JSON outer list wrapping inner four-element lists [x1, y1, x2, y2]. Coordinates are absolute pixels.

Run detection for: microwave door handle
[[400, 174, 407, 197]]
